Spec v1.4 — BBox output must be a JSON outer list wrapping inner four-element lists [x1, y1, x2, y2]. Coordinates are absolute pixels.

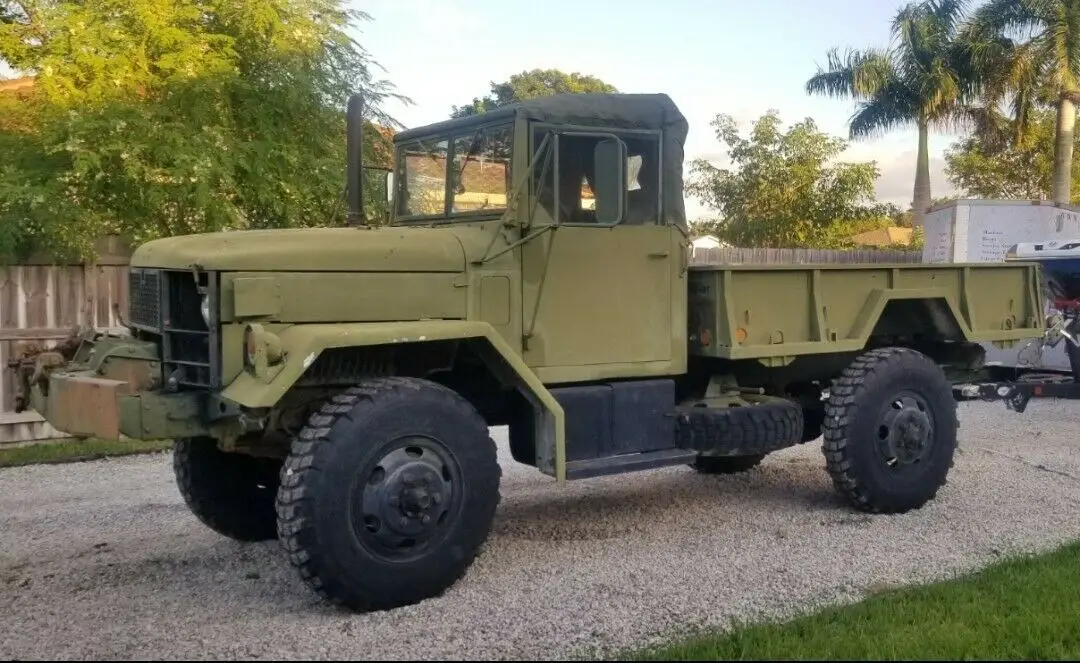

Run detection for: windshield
[[392, 122, 513, 223]]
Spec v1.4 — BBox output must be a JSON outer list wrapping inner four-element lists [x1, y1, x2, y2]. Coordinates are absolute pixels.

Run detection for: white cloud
[[863, 147, 957, 206]]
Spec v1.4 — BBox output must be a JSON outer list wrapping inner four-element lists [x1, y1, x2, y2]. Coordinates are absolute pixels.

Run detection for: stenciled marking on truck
[[689, 282, 712, 296]]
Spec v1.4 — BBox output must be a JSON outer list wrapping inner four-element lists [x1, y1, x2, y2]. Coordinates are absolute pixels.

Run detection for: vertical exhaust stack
[[346, 93, 365, 226]]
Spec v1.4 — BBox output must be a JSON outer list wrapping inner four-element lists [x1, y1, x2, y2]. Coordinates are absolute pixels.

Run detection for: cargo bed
[[687, 262, 1045, 362]]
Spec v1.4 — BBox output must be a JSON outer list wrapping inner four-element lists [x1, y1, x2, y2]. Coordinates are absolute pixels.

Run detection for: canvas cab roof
[[392, 93, 690, 228]]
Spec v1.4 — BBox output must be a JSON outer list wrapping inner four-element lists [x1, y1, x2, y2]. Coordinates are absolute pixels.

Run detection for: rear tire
[[690, 454, 765, 474], [276, 377, 501, 612], [173, 437, 281, 542], [822, 347, 957, 514]]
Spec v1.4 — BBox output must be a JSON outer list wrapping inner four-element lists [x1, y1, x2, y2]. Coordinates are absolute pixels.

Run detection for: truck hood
[[130, 226, 467, 272]]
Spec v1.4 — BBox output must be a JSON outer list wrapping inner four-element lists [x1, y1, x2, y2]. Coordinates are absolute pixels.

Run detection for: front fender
[[221, 320, 569, 480]]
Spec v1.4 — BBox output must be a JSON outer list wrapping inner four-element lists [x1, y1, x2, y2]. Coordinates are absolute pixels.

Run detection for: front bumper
[[11, 329, 211, 441], [26, 371, 209, 440]]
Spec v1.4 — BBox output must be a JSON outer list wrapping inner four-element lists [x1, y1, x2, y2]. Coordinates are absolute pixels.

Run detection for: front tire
[[173, 437, 281, 542], [822, 347, 958, 514], [276, 377, 501, 612]]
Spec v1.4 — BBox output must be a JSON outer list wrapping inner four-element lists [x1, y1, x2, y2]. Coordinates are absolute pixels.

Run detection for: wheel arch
[[867, 296, 966, 343], [220, 321, 568, 480]]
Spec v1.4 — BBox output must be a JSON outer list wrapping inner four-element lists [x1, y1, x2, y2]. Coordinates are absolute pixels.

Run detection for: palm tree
[[964, 0, 1080, 204], [806, 0, 975, 226]]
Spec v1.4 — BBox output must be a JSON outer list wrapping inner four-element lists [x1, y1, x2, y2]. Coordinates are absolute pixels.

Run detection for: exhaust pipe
[[346, 93, 365, 226]]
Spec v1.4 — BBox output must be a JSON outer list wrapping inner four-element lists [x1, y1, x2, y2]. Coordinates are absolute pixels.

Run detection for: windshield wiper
[[452, 129, 485, 196]]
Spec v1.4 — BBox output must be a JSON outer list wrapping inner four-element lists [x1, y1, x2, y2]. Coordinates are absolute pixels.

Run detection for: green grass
[[0, 437, 173, 468], [631, 540, 1080, 661]]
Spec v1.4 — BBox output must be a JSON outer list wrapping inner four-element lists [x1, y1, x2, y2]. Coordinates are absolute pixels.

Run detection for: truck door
[[521, 127, 682, 380]]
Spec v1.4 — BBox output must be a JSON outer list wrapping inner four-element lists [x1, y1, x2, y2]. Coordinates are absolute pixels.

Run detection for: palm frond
[[848, 81, 919, 138], [970, 0, 1047, 41], [922, 59, 964, 119], [805, 46, 894, 100], [964, 103, 1013, 136], [929, 97, 987, 133], [926, 0, 972, 35], [893, 3, 934, 78], [1045, 5, 1080, 91]]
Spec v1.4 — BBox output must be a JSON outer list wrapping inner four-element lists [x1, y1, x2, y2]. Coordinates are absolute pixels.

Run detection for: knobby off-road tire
[[679, 398, 804, 475], [276, 376, 501, 612], [173, 436, 282, 542], [822, 347, 958, 514], [690, 453, 767, 474], [801, 405, 825, 442]]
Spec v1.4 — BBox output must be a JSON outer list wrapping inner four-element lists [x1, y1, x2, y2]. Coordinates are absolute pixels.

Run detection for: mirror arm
[[474, 223, 556, 266], [476, 131, 554, 263]]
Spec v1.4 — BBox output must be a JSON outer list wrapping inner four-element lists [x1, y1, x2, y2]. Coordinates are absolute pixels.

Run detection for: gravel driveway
[[3, 399, 1080, 661]]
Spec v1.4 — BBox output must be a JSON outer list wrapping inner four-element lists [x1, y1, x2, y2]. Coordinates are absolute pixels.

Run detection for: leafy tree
[[450, 68, 617, 118], [964, 0, 1080, 205], [943, 106, 1080, 199], [805, 0, 975, 227], [687, 110, 897, 249], [0, 0, 407, 263]]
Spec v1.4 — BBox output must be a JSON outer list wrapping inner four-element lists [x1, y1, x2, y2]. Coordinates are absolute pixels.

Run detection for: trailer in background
[[922, 199, 1080, 373]]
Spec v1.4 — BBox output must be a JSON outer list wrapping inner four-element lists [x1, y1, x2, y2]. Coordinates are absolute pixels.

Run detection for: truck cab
[[383, 93, 691, 381]]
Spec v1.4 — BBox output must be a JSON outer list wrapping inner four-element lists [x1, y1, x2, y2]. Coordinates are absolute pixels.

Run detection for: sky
[[355, 0, 968, 221]]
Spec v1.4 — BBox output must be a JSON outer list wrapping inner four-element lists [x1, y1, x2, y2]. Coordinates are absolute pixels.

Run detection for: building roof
[[0, 75, 35, 95], [848, 226, 914, 247]]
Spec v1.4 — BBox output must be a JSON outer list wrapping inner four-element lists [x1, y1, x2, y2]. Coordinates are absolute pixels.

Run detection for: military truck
[[10, 92, 1047, 613]]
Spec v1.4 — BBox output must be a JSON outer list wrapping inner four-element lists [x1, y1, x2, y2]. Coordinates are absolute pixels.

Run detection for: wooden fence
[[0, 238, 132, 446], [0, 242, 923, 446], [690, 246, 924, 265]]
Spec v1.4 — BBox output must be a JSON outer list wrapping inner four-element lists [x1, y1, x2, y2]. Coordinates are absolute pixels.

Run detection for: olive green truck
[[10, 93, 1048, 612]]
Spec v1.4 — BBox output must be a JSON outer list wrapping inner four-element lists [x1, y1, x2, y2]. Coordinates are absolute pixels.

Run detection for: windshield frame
[[390, 118, 517, 226]]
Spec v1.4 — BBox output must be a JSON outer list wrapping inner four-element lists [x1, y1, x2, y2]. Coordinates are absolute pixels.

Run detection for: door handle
[[648, 251, 670, 259]]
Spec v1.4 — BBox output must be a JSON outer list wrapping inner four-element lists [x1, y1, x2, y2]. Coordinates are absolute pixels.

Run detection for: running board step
[[565, 449, 697, 480]]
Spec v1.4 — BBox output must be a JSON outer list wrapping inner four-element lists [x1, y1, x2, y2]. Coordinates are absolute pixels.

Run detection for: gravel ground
[[3, 399, 1080, 661]]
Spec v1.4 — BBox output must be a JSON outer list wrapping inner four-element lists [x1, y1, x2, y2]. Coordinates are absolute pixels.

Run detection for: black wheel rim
[[874, 390, 935, 470], [349, 435, 463, 562]]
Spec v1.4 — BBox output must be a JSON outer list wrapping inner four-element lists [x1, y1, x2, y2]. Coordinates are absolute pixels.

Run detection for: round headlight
[[200, 294, 210, 326]]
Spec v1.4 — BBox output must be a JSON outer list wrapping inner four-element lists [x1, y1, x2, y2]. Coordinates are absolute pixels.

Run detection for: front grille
[[128, 268, 161, 330], [128, 268, 219, 390]]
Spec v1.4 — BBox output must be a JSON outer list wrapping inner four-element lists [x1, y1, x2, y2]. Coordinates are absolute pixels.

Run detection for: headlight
[[200, 294, 210, 326], [243, 323, 285, 377]]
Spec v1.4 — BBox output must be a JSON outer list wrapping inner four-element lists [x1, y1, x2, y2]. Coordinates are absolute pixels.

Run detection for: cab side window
[[532, 130, 661, 225], [623, 136, 660, 225], [532, 131, 598, 224]]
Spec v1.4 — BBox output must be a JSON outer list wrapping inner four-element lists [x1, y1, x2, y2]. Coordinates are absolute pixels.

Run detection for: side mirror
[[361, 166, 394, 223], [592, 137, 625, 225]]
